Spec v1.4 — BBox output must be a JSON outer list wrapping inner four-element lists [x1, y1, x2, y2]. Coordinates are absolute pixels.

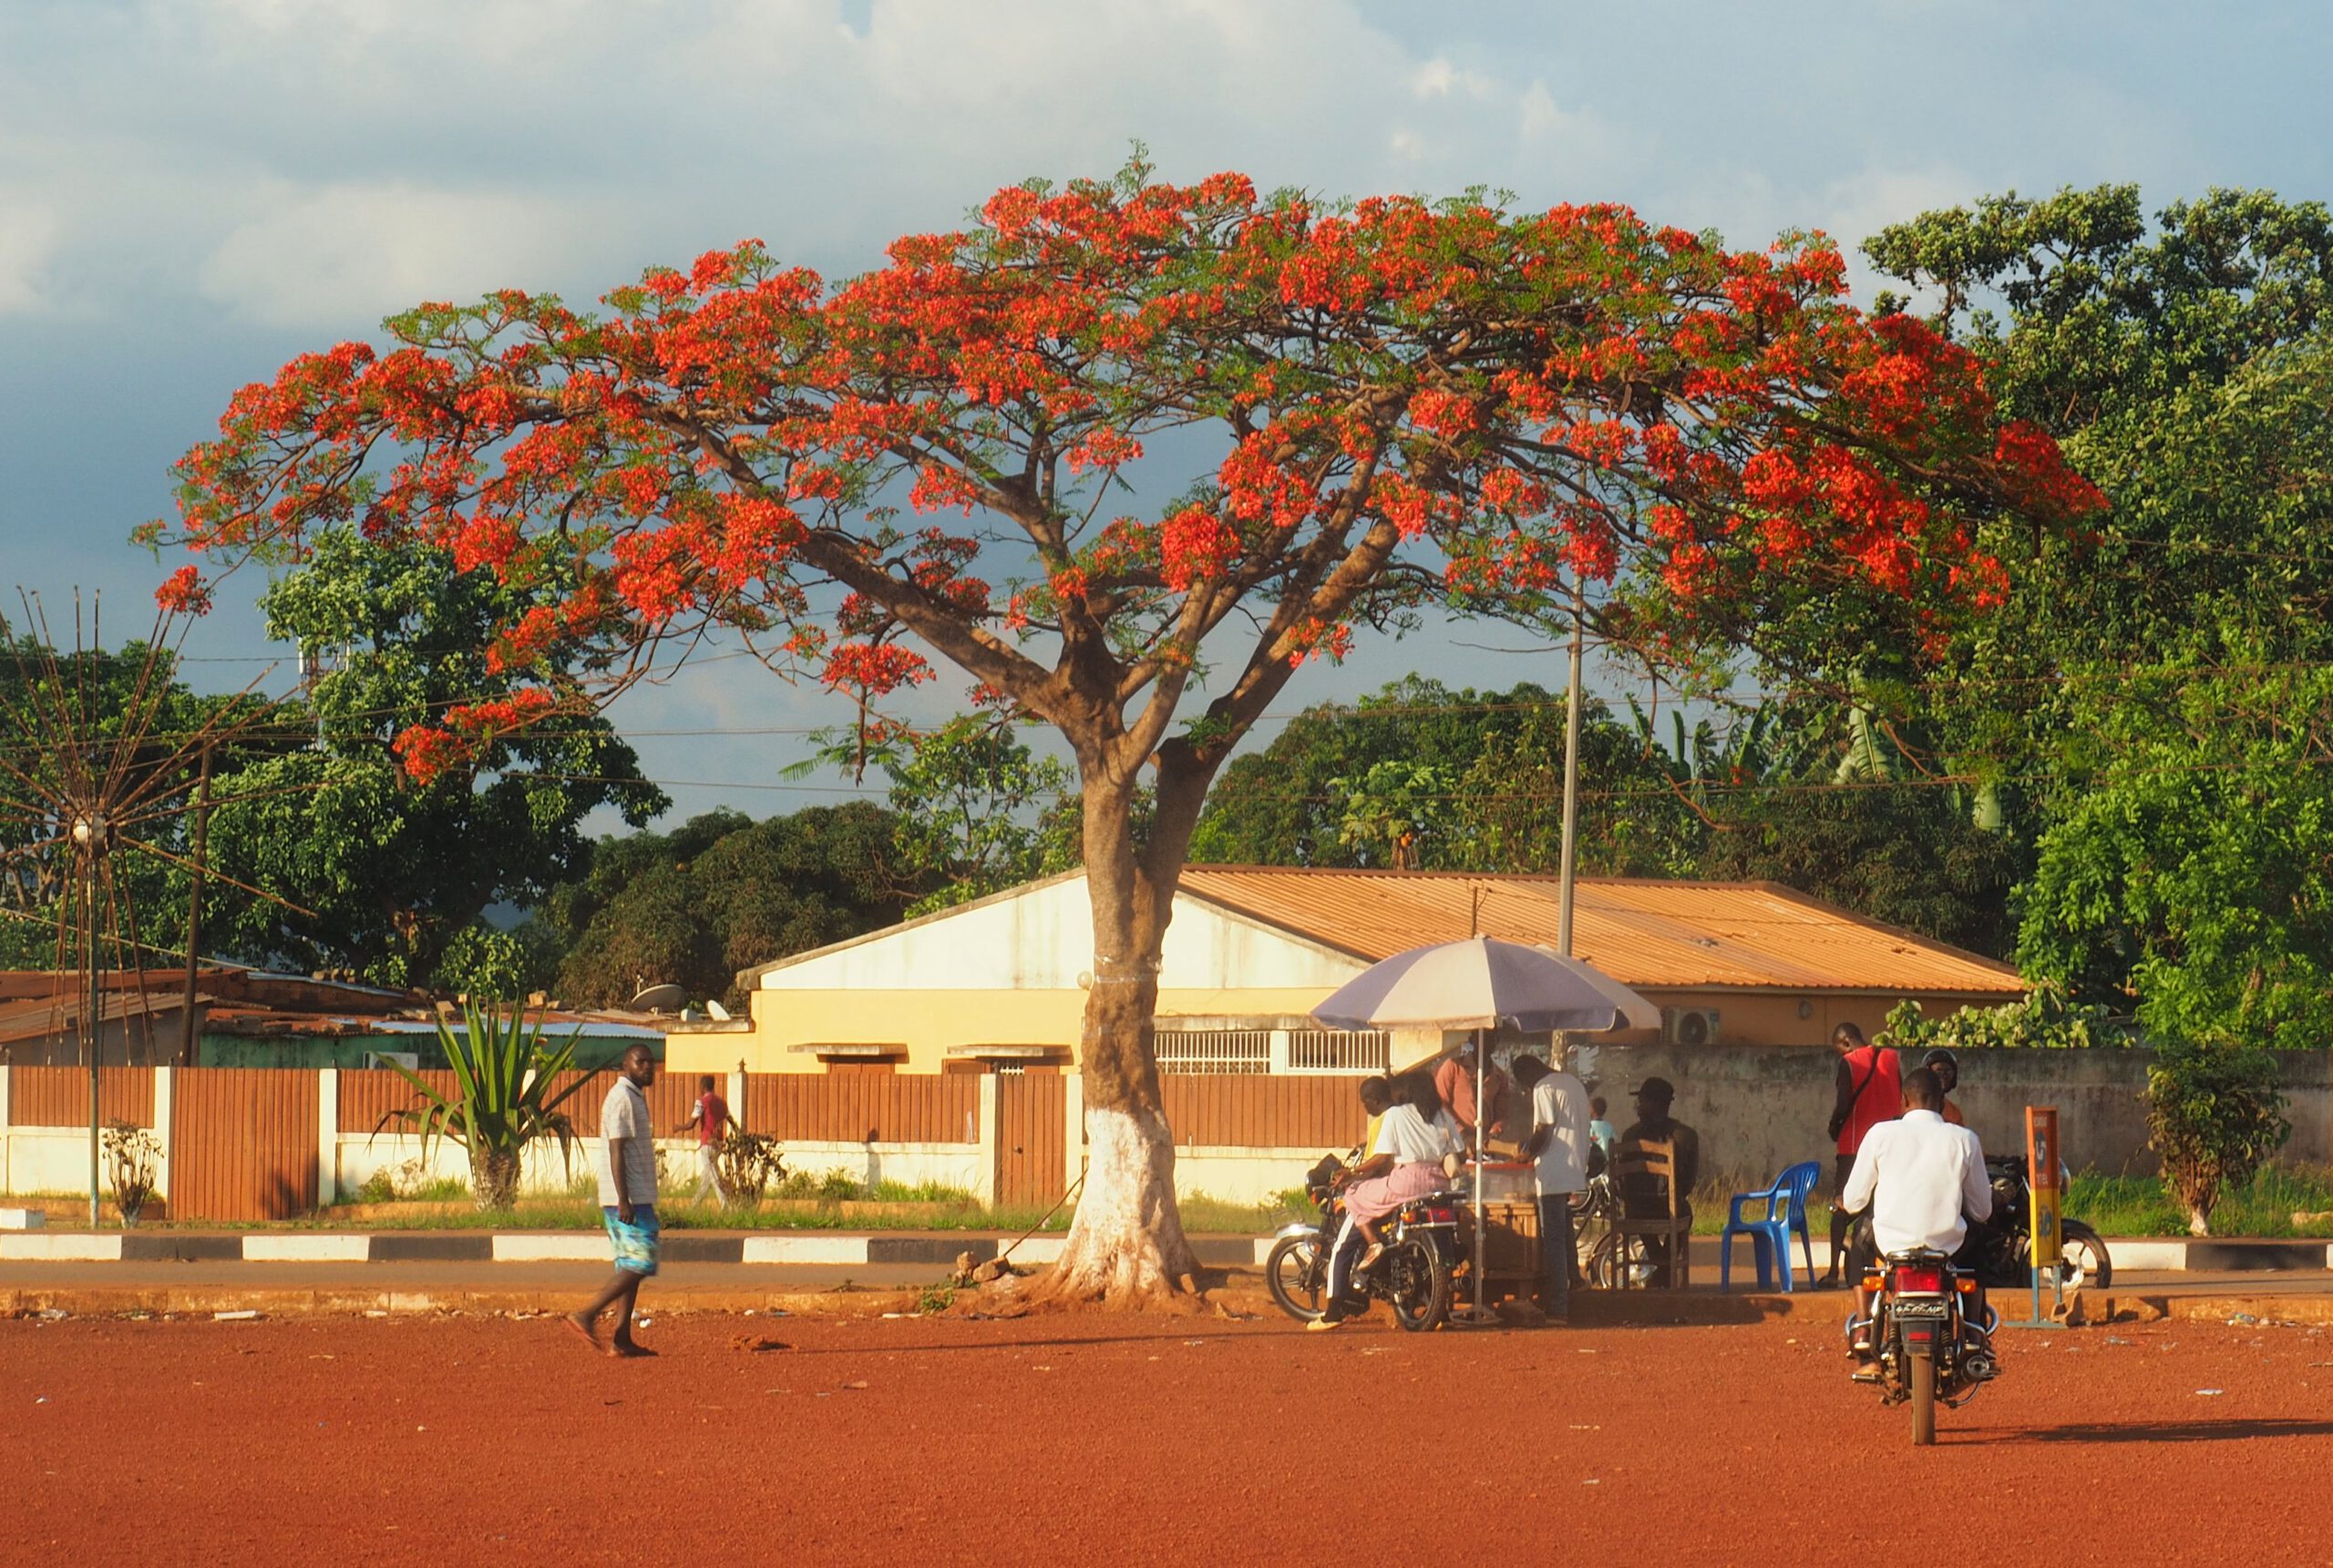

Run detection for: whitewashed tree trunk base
[[1030, 1105, 1201, 1311]]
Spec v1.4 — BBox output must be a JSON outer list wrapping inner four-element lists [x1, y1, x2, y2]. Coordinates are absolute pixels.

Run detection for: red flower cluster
[[155, 564, 211, 616]]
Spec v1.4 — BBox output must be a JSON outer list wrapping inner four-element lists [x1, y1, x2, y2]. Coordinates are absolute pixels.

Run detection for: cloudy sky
[[1, 0, 2324, 825]]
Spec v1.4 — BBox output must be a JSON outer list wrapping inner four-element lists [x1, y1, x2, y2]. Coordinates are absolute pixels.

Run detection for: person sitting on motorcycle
[[1314, 1077, 1397, 1330], [1839, 1065, 1992, 1377], [1328, 1076, 1461, 1286]]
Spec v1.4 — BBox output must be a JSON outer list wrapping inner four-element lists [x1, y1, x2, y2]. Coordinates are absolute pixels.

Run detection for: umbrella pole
[[1473, 1029, 1485, 1322]]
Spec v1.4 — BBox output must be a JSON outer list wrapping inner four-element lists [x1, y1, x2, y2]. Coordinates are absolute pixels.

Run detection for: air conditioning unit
[[1661, 1007, 1721, 1048]]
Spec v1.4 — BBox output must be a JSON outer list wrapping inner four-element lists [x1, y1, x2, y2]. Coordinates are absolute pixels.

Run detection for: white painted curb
[[243, 1235, 371, 1263], [2108, 1241, 2185, 1271], [491, 1235, 610, 1262], [1008, 1236, 1064, 1265], [0, 1207, 47, 1231], [741, 1235, 869, 1265], [0, 1234, 124, 1261]]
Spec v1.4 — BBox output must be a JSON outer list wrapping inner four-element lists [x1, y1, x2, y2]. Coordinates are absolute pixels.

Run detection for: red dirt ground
[[6, 1307, 2330, 1565]]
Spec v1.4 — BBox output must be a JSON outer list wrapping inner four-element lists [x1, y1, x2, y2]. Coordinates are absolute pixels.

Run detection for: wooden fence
[[2, 1065, 1361, 1222], [1161, 1074, 1369, 1150], [170, 1068, 318, 1223], [746, 1072, 980, 1144], [8, 1066, 154, 1127]]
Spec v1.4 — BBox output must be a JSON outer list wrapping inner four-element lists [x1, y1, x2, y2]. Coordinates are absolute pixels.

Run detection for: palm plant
[[375, 999, 597, 1209]]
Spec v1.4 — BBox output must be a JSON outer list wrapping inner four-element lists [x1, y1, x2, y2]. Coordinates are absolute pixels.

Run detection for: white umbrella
[[1310, 936, 1659, 1033], [1310, 936, 1658, 1325]]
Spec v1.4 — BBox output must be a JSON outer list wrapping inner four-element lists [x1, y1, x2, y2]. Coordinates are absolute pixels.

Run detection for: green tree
[[1868, 189, 2333, 1010], [2143, 1036, 2291, 1235], [869, 715, 1072, 914], [1191, 677, 1700, 876], [2017, 654, 2333, 1049], [552, 802, 927, 1007], [192, 528, 665, 987]]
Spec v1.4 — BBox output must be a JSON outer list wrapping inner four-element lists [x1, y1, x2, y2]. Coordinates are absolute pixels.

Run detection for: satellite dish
[[706, 999, 733, 1021], [631, 982, 686, 1014]]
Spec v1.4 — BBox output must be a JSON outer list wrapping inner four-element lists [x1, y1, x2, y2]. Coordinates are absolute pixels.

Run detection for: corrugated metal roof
[[1176, 868, 2025, 995]]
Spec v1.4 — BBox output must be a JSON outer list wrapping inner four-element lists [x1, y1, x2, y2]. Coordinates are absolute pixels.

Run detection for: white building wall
[[759, 875, 1364, 993]]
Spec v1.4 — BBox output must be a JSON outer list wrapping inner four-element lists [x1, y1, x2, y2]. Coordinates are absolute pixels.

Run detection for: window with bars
[[1153, 1030, 1269, 1074], [1151, 1028, 1391, 1075], [1286, 1030, 1390, 1073]]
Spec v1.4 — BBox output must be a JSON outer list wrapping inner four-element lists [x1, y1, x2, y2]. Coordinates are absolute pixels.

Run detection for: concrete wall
[[1555, 1044, 2333, 1185]]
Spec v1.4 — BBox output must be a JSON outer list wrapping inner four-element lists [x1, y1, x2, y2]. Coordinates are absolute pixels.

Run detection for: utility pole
[[180, 741, 213, 1066], [1556, 572, 1586, 957], [75, 814, 107, 1229]]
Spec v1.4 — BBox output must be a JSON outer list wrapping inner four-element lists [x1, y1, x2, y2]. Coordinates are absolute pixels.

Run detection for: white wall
[[760, 874, 1365, 993]]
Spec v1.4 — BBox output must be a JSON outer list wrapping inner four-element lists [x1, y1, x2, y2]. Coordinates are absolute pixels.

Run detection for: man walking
[[1514, 1053, 1592, 1325], [568, 1044, 661, 1358], [673, 1072, 735, 1203], [1820, 1021, 1900, 1289]]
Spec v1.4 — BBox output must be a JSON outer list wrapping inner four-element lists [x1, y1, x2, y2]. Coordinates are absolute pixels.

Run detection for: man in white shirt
[[1512, 1053, 1591, 1324], [1839, 1066, 1991, 1370]]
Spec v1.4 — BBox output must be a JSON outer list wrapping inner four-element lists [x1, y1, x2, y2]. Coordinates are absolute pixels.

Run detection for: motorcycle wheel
[[2056, 1222, 2112, 1291], [1264, 1235, 1327, 1323], [1909, 1352, 1937, 1447], [1384, 1238, 1452, 1333], [1586, 1230, 1627, 1290]]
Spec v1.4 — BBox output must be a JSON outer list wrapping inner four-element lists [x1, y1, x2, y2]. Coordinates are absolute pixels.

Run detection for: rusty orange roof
[[1177, 867, 2026, 996]]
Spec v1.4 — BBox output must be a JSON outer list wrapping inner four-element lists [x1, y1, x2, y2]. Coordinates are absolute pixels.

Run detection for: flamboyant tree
[[149, 163, 2096, 1306]]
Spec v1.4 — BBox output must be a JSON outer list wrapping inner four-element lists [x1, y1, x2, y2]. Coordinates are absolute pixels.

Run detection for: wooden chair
[[1610, 1137, 1693, 1289]]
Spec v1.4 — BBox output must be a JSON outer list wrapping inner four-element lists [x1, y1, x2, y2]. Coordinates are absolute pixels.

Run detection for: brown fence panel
[[997, 1074, 1067, 1205], [1162, 1075, 1370, 1150], [336, 1070, 460, 1132], [745, 1074, 979, 1144], [7, 1066, 155, 1127], [170, 1069, 319, 1221]]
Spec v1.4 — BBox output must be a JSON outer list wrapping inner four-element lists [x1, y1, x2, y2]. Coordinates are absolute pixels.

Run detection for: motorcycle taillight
[[1423, 1205, 1456, 1224], [1894, 1264, 1946, 1294]]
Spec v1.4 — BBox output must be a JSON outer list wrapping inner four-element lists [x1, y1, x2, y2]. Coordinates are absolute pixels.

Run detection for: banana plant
[[374, 999, 597, 1210]]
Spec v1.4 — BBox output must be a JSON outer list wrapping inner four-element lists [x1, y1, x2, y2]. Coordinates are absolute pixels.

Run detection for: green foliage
[[374, 1001, 597, 1210], [877, 715, 1074, 914], [1869, 187, 2333, 1009], [2143, 1036, 2292, 1235], [2016, 655, 2333, 1048], [186, 528, 664, 986], [431, 919, 563, 1000], [550, 803, 927, 1007], [1881, 984, 2127, 1053], [1191, 676, 1700, 876]]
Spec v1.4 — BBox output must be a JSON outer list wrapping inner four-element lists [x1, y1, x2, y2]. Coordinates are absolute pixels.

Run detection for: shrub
[[2143, 1036, 2291, 1235], [375, 1000, 597, 1209], [714, 1131, 787, 1205], [101, 1121, 161, 1221], [1883, 982, 2129, 1051]]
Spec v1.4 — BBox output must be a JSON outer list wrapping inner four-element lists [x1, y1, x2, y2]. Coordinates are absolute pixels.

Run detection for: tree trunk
[[471, 1145, 521, 1211], [1033, 771, 1204, 1308]]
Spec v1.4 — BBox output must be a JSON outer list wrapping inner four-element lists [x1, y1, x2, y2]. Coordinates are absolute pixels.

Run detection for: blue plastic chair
[[1720, 1160, 1823, 1292]]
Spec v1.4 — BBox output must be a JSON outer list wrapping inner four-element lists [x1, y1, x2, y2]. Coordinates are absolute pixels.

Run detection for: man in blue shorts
[[568, 1043, 661, 1357]]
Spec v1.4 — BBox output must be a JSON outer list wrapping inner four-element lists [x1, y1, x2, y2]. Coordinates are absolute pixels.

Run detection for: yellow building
[[667, 867, 2027, 1078]]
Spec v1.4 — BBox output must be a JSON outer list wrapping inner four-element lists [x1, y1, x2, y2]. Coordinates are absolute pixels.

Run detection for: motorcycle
[[1843, 1155, 2113, 1295], [1973, 1154, 2112, 1291], [1847, 1247, 2000, 1446], [1264, 1153, 1464, 1332]]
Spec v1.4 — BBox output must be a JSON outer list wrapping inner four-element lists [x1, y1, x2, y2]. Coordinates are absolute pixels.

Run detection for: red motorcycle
[[1849, 1247, 2001, 1446]]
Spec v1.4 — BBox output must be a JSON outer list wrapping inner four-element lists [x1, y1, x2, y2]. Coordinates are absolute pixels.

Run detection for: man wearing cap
[[1618, 1077, 1700, 1276]]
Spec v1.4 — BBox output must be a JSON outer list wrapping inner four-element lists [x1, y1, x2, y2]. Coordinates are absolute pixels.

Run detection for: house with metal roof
[[666, 866, 2026, 1079]]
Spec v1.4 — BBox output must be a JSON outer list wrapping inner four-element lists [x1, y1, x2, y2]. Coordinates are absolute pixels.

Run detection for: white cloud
[[0, 200, 57, 313], [195, 181, 601, 329]]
